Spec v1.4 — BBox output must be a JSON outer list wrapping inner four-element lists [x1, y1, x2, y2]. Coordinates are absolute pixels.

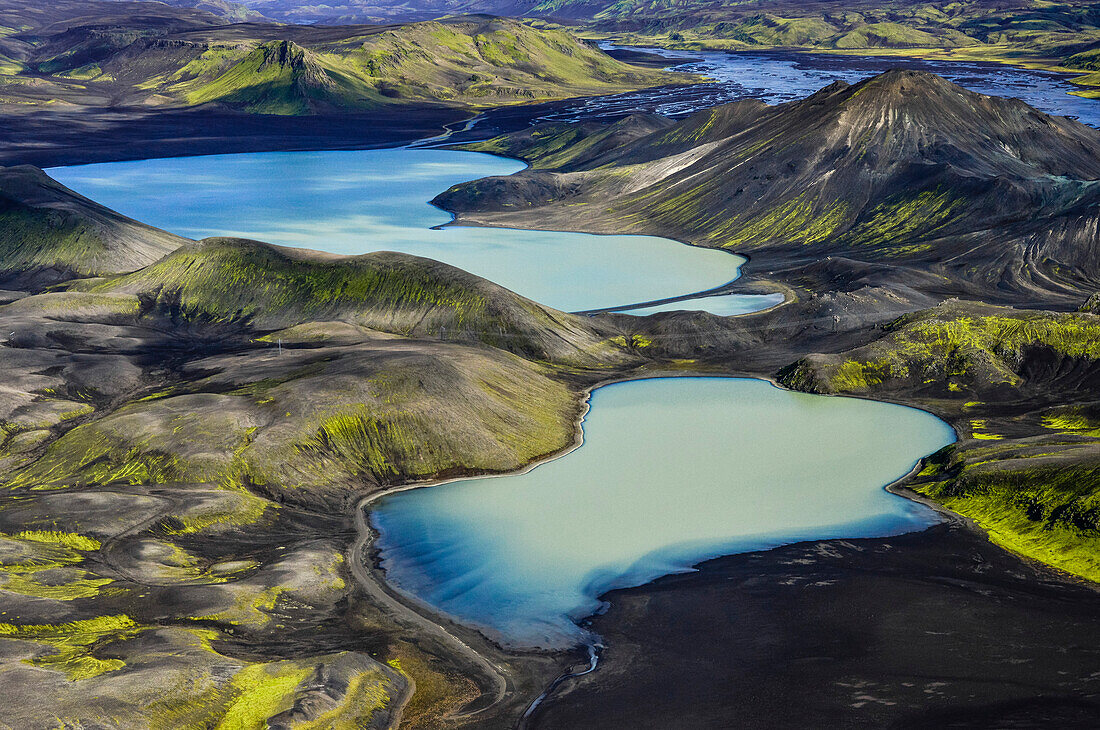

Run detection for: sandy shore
[[0, 106, 470, 168], [529, 519, 1100, 728]]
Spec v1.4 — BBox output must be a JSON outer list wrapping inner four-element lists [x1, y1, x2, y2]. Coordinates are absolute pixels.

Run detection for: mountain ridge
[[0, 7, 682, 114], [439, 69, 1100, 305]]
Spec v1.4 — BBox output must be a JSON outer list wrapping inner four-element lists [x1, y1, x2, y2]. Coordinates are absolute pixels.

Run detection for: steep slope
[[175, 39, 361, 114], [0, 165, 186, 287], [439, 69, 1100, 303]]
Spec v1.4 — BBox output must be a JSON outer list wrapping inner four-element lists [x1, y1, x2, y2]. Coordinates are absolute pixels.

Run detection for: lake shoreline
[[528, 518, 1100, 728], [349, 369, 961, 723]]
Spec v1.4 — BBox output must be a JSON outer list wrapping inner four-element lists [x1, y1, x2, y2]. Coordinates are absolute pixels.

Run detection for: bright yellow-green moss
[[609, 334, 653, 349], [0, 53, 22, 75], [59, 404, 94, 421], [0, 544, 75, 572], [821, 307, 1100, 394], [828, 358, 888, 392], [0, 206, 135, 279], [0, 570, 113, 600], [920, 464, 1100, 583], [713, 194, 850, 248], [0, 614, 141, 680], [5, 426, 184, 491], [1041, 410, 1100, 438], [844, 188, 963, 250], [162, 493, 271, 536], [195, 586, 285, 628], [215, 662, 312, 730], [294, 669, 390, 730], [313, 561, 346, 592], [7, 530, 100, 551], [55, 64, 103, 80], [76, 239, 491, 331], [179, 42, 367, 115], [300, 410, 428, 481], [969, 419, 1003, 440], [832, 22, 944, 49]]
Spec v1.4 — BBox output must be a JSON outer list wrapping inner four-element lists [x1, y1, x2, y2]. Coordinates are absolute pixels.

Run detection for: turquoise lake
[[371, 377, 955, 649], [47, 149, 755, 314]]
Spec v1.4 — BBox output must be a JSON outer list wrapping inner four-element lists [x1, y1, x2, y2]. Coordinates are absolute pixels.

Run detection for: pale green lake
[[371, 377, 955, 649], [48, 148, 761, 314]]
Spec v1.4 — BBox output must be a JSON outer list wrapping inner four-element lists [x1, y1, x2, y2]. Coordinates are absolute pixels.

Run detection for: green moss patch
[[919, 463, 1100, 582], [0, 614, 142, 680]]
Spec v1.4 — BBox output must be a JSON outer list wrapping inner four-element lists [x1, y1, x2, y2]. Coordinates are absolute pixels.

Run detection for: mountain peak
[[256, 39, 308, 71], [438, 68, 1100, 303], [860, 67, 955, 90], [849, 68, 1030, 118]]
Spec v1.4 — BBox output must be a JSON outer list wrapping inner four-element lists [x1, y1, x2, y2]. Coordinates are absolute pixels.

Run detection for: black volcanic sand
[[529, 522, 1100, 729], [0, 93, 699, 168], [0, 106, 469, 167], [603, 48, 701, 68]]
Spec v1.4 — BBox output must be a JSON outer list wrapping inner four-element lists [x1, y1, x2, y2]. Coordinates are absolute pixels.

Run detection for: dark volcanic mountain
[[439, 69, 1100, 304]]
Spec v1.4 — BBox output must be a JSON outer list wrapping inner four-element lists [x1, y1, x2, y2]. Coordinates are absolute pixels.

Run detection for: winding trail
[[344, 376, 614, 724], [349, 490, 511, 720]]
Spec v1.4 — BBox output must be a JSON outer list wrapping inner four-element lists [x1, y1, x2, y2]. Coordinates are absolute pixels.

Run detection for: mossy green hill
[[778, 299, 1100, 399], [70, 236, 619, 361], [777, 298, 1100, 583]]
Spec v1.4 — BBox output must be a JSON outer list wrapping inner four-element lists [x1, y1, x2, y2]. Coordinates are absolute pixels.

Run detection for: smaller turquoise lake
[[47, 149, 756, 314], [370, 377, 955, 649]]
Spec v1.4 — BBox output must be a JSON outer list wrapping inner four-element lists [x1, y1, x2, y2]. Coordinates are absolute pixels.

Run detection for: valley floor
[[0, 106, 470, 168]]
